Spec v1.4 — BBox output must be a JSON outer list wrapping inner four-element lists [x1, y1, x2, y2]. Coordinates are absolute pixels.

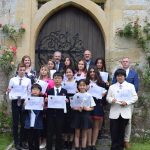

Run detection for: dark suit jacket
[[24, 110, 43, 129], [55, 61, 64, 72], [47, 88, 68, 116], [112, 68, 139, 92]]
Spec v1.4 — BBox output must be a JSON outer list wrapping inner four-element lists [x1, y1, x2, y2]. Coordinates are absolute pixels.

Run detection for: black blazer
[[47, 88, 68, 116]]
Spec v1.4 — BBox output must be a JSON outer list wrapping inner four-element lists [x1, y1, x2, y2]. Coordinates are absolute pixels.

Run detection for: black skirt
[[71, 110, 93, 129]]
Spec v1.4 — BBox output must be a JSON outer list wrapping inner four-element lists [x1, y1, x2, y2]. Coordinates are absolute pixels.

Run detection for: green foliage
[[1, 24, 25, 46], [0, 45, 16, 77], [116, 18, 150, 85], [0, 101, 12, 133], [0, 133, 12, 150]]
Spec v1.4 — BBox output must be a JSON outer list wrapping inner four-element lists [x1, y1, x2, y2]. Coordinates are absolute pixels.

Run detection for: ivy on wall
[[116, 18, 150, 85]]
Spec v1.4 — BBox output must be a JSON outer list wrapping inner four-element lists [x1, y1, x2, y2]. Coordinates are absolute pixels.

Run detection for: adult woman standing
[[21, 55, 36, 84]]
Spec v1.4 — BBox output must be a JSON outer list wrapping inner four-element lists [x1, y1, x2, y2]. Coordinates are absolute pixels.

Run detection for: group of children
[[8, 55, 110, 150]]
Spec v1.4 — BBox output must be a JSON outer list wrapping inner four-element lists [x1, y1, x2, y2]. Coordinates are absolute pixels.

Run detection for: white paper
[[74, 73, 86, 81], [36, 79, 48, 94], [62, 81, 77, 94], [9, 85, 26, 99], [48, 95, 66, 113], [25, 97, 44, 110], [71, 93, 91, 107], [115, 89, 132, 101], [100, 71, 108, 82], [87, 83, 106, 99], [50, 70, 56, 79]]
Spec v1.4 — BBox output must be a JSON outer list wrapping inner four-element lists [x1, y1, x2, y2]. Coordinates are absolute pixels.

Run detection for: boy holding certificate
[[24, 83, 44, 150], [46, 72, 68, 150], [8, 63, 31, 150], [107, 68, 138, 150]]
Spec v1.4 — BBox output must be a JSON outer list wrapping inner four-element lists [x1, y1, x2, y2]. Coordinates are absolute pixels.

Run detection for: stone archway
[[30, 0, 108, 66]]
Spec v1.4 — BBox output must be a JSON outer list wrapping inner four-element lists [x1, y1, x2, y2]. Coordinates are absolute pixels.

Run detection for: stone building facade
[[0, 0, 150, 133]]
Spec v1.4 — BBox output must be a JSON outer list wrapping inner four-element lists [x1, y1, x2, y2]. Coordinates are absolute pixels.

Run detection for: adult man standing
[[83, 50, 94, 70], [112, 57, 139, 149], [53, 51, 64, 72]]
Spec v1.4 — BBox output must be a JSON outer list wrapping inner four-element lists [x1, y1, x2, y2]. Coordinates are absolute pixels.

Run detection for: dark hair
[[76, 59, 87, 72], [114, 68, 126, 78], [86, 66, 103, 86], [77, 79, 88, 91], [53, 71, 63, 79], [21, 55, 31, 67], [31, 83, 42, 92], [95, 57, 106, 71], [65, 67, 75, 75], [48, 59, 55, 69], [63, 57, 73, 72]]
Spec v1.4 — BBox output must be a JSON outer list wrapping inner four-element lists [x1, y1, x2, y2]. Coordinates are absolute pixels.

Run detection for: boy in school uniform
[[24, 83, 44, 150], [8, 63, 31, 150], [46, 72, 68, 150]]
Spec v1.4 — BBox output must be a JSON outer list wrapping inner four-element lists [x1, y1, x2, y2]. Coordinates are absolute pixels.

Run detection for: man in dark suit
[[83, 50, 94, 70], [112, 57, 139, 149], [53, 51, 64, 72], [46, 72, 68, 150]]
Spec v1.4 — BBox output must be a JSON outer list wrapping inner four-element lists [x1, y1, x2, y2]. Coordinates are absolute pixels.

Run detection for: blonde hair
[[39, 65, 50, 80]]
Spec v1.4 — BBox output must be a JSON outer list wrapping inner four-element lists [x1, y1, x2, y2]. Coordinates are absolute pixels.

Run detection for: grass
[[0, 132, 12, 150], [129, 142, 150, 150], [129, 138, 150, 150]]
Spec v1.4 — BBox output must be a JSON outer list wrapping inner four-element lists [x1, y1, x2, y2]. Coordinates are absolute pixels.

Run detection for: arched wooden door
[[35, 6, 105, 71]]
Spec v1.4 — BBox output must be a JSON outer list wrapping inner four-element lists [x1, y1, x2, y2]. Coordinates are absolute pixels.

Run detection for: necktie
[[56, 88, 59, 95], [19, 78, 22, 85], [56, 62, 59, 71], [17, 78, 22, 106]]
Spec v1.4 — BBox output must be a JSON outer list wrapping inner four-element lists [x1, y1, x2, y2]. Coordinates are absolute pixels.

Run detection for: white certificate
[[36, 79, 48, 93], [62, 81, 77, 94], [115, 89, 132, 102], [50, 70, 56, 79], [99, 71, 108, 82], [71, 94, 91, 107], [25, 97, 44, 110], [87, 83, 106, 99], [9, 85, 26, 99], [48, 95, 66, 112]]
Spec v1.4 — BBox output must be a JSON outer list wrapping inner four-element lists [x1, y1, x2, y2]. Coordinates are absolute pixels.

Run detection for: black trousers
[[27, 128, 40, 150], [110, 116, 129, 150], [46, 109, 64, 150], [11, 100, 26, 146]]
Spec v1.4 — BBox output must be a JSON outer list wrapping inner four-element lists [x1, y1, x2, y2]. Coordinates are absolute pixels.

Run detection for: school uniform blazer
[[47, 88, 68, 116], [106, 81, 138, 119], [24, 110, 43, 129], [112, 68, 139, 92]]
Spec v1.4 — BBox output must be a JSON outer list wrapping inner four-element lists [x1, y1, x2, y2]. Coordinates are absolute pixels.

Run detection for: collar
[[54, 86, 61, 91], [17, 75, 25, 80]]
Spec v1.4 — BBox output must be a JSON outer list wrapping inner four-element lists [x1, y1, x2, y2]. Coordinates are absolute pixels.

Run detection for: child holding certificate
[[38, 65, 55, 148], [38, 65, 55, 91], [86, 66, 107, 150], [95, 57, 110, 87], [71, 79, 95, 150], [62, 67, 77, 150], [8, 63, 31, 150], [46, 72, 68, 150], [24, 83, 44, 150], [106, 68, 138, 150]]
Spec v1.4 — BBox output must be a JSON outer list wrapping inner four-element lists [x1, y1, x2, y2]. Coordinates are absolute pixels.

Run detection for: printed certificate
[[25, 97, 44, 110]]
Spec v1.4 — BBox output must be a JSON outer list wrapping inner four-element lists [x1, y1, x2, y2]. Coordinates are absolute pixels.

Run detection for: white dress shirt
[[30, 110, 36, 127], [54, 86, 62, 96], [106, 81, 138, 119], [8, 76, 31, 100]]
